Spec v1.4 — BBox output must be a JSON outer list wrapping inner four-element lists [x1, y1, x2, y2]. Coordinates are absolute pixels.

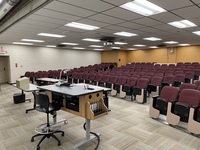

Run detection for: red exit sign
[[0, 49, 5, 54]]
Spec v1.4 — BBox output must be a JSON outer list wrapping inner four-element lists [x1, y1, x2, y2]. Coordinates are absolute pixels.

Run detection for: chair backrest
[[159, 86, 179, 101], [150, 76, 163, 86], [178, 89, 200, 107], [179, 83, 196, 94], [163, 75, 175, 84], [35, 92, 50, 113], [117, 76, 127, 85], [124, 77, 137, 86], [109, 75, 119, 84], [195, 80, 200, 88], [184, 71, 195, 79], [174, 74, 185, 82], [95, 74, 103, 81], [136, 78, 149, 89]]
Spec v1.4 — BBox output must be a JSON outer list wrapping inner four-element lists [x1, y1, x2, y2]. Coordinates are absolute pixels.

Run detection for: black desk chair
[[31, 92, 64, 150]]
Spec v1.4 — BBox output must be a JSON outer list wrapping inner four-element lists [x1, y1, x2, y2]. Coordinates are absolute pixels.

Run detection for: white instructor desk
[[38, 83, 108, 149]]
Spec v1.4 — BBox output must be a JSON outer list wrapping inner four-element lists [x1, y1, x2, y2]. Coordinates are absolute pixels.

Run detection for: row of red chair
[[149, 86, 200, 135]]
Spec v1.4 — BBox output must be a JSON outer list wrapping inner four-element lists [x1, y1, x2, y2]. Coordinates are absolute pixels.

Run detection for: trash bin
[[13, 93, 25, 104]]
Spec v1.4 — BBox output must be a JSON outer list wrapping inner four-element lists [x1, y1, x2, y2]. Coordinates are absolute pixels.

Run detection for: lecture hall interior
[[0, 0, 200, 150]]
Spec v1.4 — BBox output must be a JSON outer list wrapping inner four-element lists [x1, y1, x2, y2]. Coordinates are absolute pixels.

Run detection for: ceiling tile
[[118, 22, 146, 30], [103, 7, 142, 21], [57, 0, 115, 12], [172, 6, 200, 19], [34, 9, 81, 21], [132, 18, 163, 26], [88, 14, 124, 24], [150, 12, 182, 23], [148, 0, 193, 11], [100, 0, 131, 6], [44, 1, 96, 17]]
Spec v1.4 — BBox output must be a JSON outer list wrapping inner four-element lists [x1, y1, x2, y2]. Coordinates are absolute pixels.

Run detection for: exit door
[[0, 56, 8, 83]]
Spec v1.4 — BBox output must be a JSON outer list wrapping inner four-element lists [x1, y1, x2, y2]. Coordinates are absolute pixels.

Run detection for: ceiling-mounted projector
[[100, 36, 115, 45]]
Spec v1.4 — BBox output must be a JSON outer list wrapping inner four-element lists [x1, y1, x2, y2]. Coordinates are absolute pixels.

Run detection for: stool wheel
[[37, 146, 40, 150], [58, 142, 61, 146], [61, 132, 64, 136], [31, 138, 34, 142]]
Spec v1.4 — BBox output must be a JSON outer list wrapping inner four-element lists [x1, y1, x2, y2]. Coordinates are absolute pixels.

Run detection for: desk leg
[[25, 92, 36, 113], [73, 119, 100, 150], [104, 91, 110, 111]]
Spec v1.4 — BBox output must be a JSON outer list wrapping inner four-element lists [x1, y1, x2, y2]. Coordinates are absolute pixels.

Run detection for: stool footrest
[[35, 123, 61, 134]]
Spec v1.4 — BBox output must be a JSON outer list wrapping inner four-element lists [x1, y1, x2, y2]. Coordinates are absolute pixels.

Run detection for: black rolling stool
[[31, 92, 64, 150]]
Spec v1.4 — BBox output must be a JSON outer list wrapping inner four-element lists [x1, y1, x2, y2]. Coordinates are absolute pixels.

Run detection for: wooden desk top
[[38, 84, 104, 96]]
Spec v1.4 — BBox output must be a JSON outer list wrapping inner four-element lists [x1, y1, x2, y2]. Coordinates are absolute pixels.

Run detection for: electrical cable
[[83, 122, 100, 150]]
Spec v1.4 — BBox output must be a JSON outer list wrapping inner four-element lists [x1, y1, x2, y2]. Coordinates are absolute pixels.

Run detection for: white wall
[[0, 44, 101, 83]]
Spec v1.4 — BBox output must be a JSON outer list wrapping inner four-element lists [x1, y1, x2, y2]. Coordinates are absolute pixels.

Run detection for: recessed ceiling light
[[61, 42, 79, 45], [178, 43, 190, 46], [37, 33, 66, 38], [111, 47, 121, 49], [133, 44, 146, 47], [12, 42, 33, 45], [82, 38, 100, 42], [21, 39, 45, 43], [72, 47, 86, 50], [120, 0, 166, 16], [193, 31, 200, 36], [46, 45, 56, 48], [143, 37, 162, 41], [168, 20, 197, 29], [65, 22, 100, 30], [115, 42, 127, 45], [93, 49, 104, 51], [164, 41, 178, 44], [127, 48, 136, 50], [89, 45, 103, 48], [149, 46, 158, 48], [114, 31, 138, 37]]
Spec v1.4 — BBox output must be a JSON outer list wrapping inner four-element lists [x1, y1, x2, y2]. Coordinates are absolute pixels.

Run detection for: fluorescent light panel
[[133, 44, 146, 47], [193, 31, 200, 36], [143, 37, 162, 41], [21, 39, 44, 43], [93, 49, 104, 51], [127, 48, 136, 50], [12, 42, 33, 45], [114, 31, 138, 37], [120, 0, 166, 16], [149, 46, 158, 48], [164, 41, 178, 44], [73, 47, 85, 49], [89, 45, 103, 48], [178, 44, 190, 46], [82, 38, 100, 42], [111, 47, 120, 49], [168, 20, 197, 29], [61, 42, 79, 45], [38, 33, 66, 38], [114, 42, 127, 45], [65, 22, 99, 30]]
